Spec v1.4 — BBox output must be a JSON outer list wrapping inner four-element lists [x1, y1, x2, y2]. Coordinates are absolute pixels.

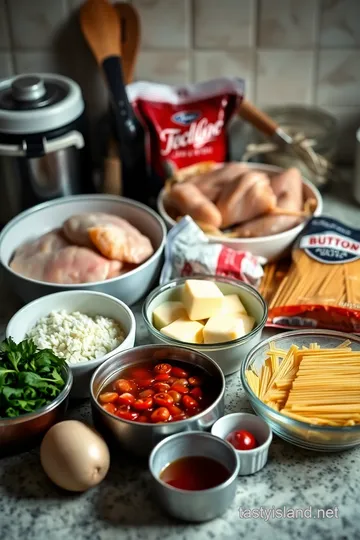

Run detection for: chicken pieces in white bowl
[[0, 195, 166, 305], [157, 162, 322, 261]]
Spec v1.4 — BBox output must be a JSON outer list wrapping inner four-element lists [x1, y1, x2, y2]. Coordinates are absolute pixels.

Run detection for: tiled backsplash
[[0, 0, 360, 163]]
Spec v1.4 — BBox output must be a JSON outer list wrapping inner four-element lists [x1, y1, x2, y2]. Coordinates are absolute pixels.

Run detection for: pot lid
[[0, 73, 84, 134]]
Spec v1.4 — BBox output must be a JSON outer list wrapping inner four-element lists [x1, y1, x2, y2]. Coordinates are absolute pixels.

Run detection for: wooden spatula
[[114, 2, 140, 84]]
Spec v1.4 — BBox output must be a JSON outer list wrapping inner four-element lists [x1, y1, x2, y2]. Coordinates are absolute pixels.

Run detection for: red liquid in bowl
[[160, 456, 231, 490], [98, 360, 219, 423]]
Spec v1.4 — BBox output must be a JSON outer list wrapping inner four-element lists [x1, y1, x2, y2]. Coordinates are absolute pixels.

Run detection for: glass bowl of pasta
[[240, 330, 360, 452]]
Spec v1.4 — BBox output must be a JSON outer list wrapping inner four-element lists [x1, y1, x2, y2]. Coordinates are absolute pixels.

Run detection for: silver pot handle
[[0, 130, 85, 157]]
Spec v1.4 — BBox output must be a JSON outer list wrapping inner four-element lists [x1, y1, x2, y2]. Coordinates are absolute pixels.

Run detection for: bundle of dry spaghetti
[[245, 339, 360, 426], [261, 218, 360, 333]]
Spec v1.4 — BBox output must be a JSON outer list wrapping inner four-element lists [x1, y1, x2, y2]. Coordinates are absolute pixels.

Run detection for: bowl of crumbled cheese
[[6, 290, 136, 398]]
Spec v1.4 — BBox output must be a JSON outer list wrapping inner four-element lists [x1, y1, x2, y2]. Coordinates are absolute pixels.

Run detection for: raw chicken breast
[[234, 168, 304, 238], [13, 230, 69, 259], [216, 171, 277, 228], [63, 212, 154, 264], [169, 183, 222, 228], [188, 162, 250, 201], [44, 247, 122, 283], [10, 233, 122, 284], [88, 225, 153, 264]]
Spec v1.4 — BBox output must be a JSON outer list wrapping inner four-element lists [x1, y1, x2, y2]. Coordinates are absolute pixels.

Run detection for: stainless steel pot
[[90, 344, 226, 457], [0, 74, 90, 225]]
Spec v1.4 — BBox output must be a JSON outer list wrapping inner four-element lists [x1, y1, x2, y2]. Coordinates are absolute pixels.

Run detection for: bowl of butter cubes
[[6, 290, 136, 398], [143, 276, 267, 375]]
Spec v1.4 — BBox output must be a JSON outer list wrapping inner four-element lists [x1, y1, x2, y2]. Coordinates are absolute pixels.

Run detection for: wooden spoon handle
[[114, 2, 140, 84], [238, 99, 279, 137]]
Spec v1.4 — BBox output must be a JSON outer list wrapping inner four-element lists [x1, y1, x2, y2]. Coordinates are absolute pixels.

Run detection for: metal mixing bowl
[[0, 363, 73, 457], [90, 344, 225, 456]]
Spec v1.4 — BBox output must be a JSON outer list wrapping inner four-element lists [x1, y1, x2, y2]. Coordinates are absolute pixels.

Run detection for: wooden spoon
[[114, 2, 140, 84], [80, 0, 148, 202]]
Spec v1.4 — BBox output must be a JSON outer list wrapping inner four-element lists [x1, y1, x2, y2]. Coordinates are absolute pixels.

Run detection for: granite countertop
[[0, 171, 359, 540]]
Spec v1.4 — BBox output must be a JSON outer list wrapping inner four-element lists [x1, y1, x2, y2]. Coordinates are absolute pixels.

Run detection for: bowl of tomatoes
[[211, 412, 272, 475], [90, 344, 225, 456]]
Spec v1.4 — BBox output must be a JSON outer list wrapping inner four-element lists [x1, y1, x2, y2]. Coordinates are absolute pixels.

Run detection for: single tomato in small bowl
[[226, 429, 258, 451]]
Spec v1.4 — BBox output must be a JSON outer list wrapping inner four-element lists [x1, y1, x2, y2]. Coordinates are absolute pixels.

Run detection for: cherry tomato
[[133, 397, 154, 410], [154, 363, 172, 374], [153, 392, 174, 407], [167, 377, 176, 385], [188, 376, 203, 386], [117, 392, 136, 406], [168, 404, 183, 417], [102, 403, 117, 414], [171, 414, 188, 422], [137, 377, 155, 389], [115, 405, 139, 421], [131, 367, 152, 380], [171, 366, 189, 378], [168, 390, 181, 403], [187, 407, 201, 417], [190, 387, 203, 401], [155, 373, 171, 381], [177, 378, 189, 386], [153, 382, 170, 393], [182, 395, 199, 410], [136, 415, 149, 423], [226, 430, 258, 451], [138, 389, 155, 399], [99, 392, 119, 404], [114, 379, 137, 394], [171, 382, 189, 395], [151, 407, 170, 423]]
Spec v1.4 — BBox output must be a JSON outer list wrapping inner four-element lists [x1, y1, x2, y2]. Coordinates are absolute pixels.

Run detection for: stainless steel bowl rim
[[158, 163, 323, 243], [241, 329, 360, 434], [0, 194, 167, 287], [90, 343, 226, 426], [148, 430, 240, 493], [0, 361, 73, 426], [6, 290, 136, 370], [143, 274, 268, 349]]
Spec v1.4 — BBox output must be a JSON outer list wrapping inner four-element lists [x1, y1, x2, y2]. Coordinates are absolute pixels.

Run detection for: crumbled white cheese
[[26, 310, 125, 364]]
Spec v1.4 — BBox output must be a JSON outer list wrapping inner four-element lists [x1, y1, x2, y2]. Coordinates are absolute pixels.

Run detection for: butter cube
[[160, 316, 204, 344], [220, 294, 247, 315], [152, 301, 187, 330], [236, 313, 256, 334], [203, 314, 246, 344], [182, 280, 224, 321]]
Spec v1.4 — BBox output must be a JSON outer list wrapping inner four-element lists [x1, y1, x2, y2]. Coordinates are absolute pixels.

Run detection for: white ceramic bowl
[[211, 413, 272, 476], [143, 275, 267, 376], [6, 290, 136, 399], [157, 163, 323, 261], [0, 194, 166, 305]]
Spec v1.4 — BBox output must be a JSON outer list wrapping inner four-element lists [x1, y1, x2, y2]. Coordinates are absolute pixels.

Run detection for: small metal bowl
[[0, 363, 73, 457], [90, 344, 225, 457], [149, 431, 240, 522]]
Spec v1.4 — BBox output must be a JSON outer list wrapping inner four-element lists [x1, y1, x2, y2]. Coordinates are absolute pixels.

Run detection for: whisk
[[238, 100, 333, 186]]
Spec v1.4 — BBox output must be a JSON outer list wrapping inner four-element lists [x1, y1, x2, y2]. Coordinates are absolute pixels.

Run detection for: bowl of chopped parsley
[[0, 337, 73, 456]]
